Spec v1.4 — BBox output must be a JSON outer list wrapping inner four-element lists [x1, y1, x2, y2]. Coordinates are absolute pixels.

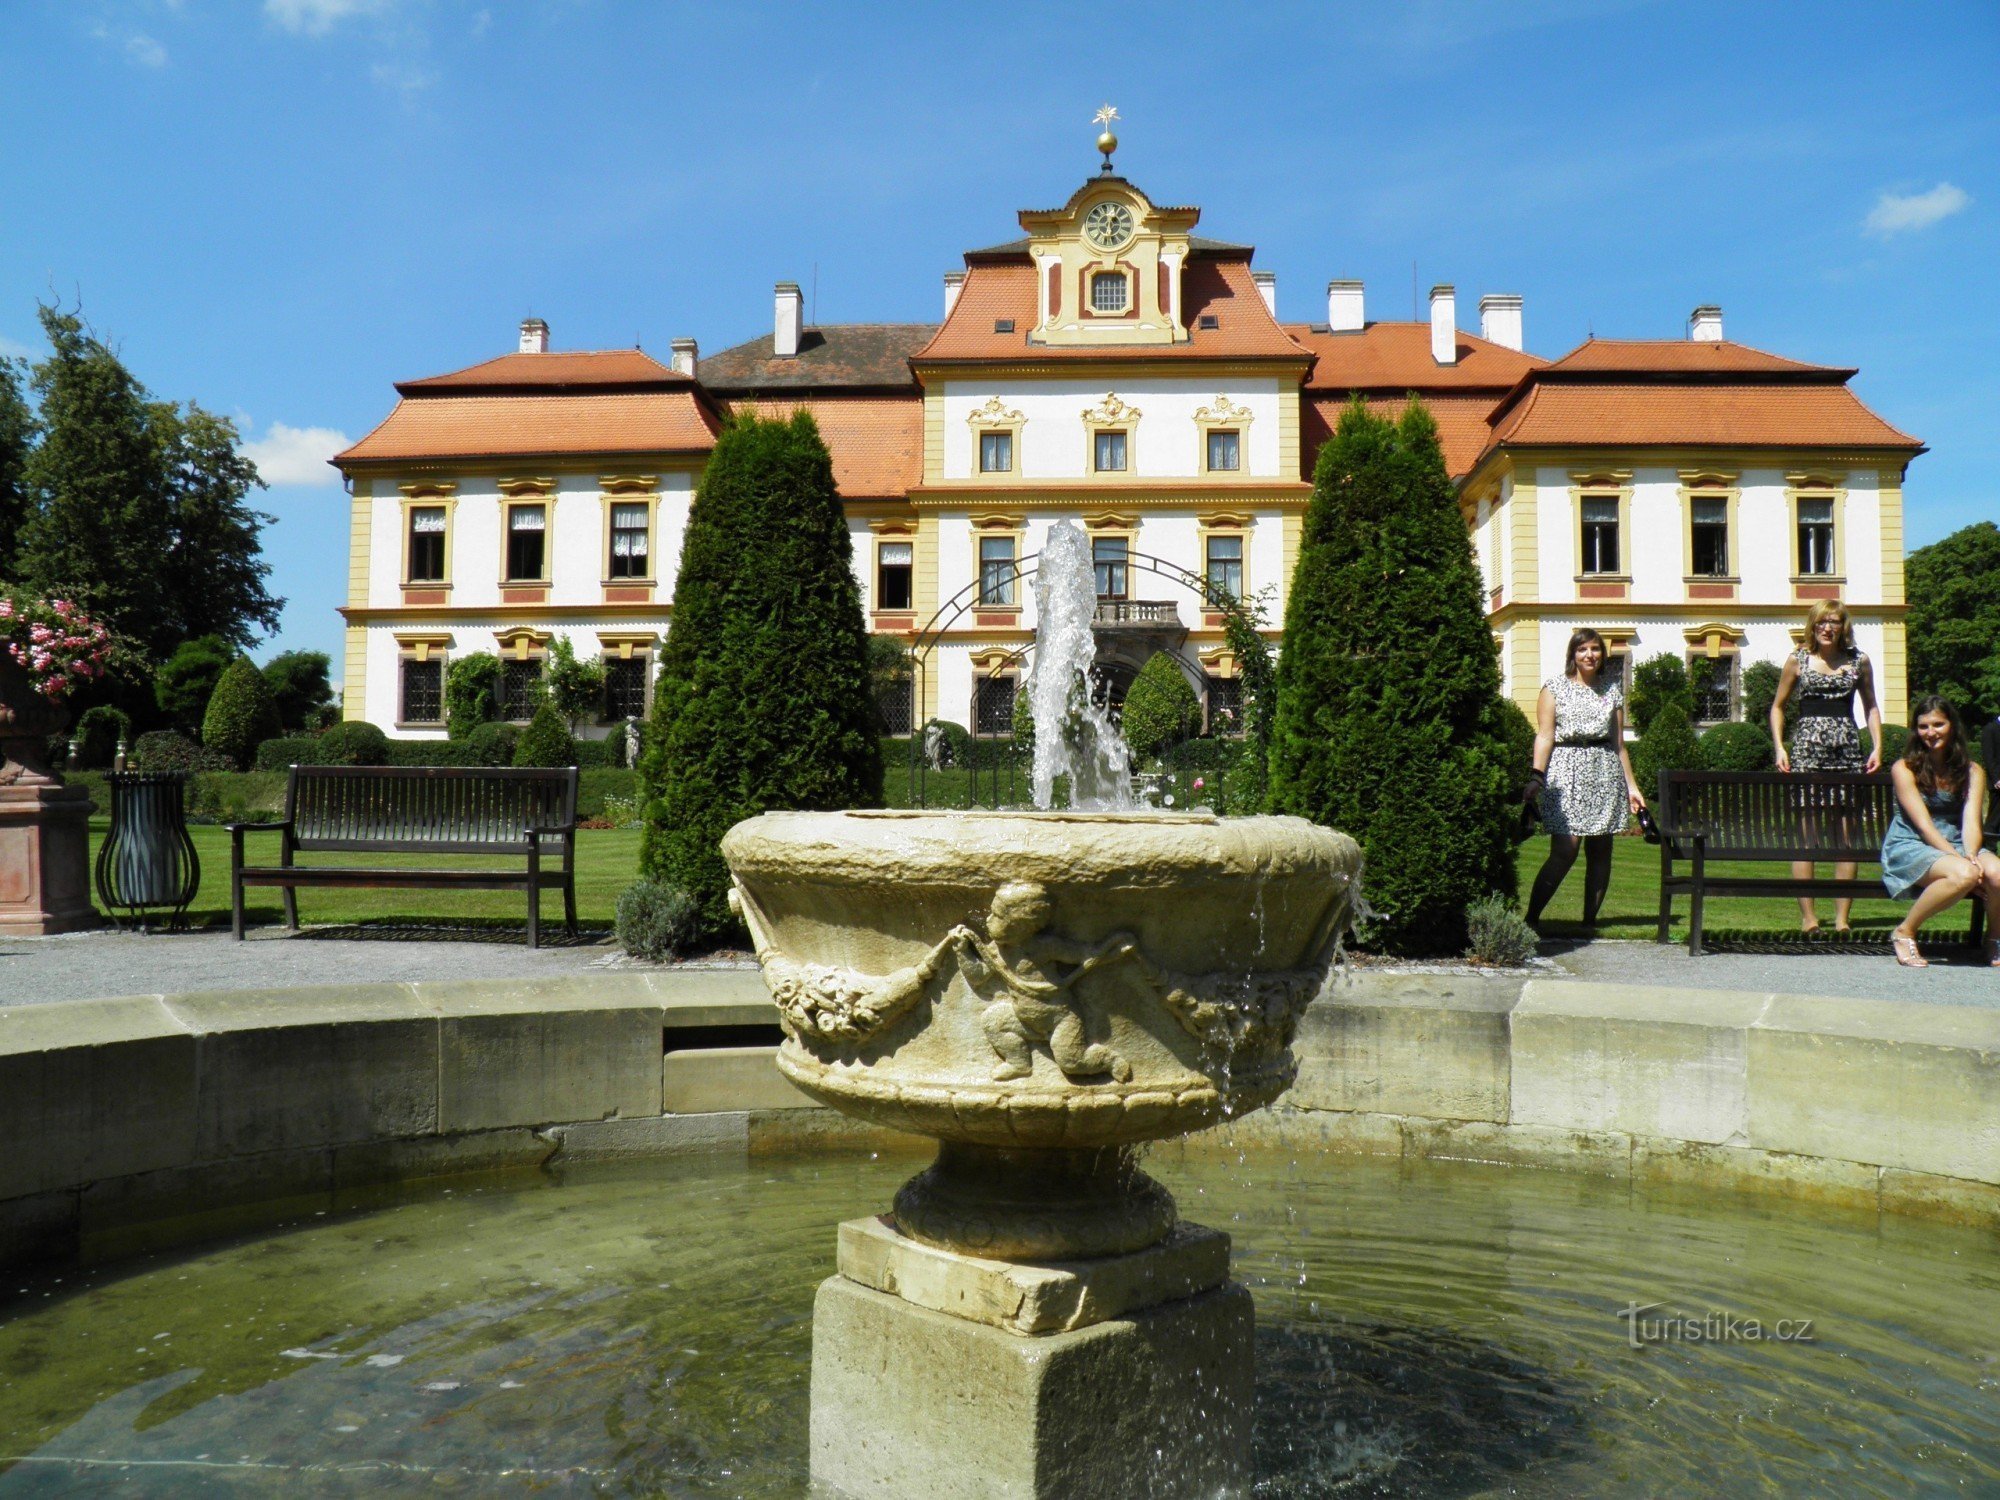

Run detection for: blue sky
[[3, 0, 1995, 673]]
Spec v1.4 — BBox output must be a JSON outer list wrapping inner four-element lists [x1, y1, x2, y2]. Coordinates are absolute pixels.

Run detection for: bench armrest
[[525, 822, 578, 839], [225, 820, 291, 834]]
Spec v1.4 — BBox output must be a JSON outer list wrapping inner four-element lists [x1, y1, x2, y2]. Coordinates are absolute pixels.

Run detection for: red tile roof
[[337, 389, 719, 465], [1542, 338, 1846, 376], [1304, 393, 1509, 481], [913, 257, 1310, 363], [730, 396, 924, 498], [396, 348, 689, 393], [1481, 381, 1922, 457], [1291, 322, 1544, 392]]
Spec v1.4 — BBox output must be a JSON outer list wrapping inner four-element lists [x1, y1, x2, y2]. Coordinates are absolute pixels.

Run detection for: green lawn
[[92, 818, 1915, 944]]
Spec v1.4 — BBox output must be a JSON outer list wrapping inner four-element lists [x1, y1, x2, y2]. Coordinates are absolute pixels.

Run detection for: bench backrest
[[1656, 769, 1896, 861], [286, 765, 579, 854]]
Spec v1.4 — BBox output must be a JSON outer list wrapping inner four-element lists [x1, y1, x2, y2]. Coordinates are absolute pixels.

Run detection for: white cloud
[[370, 58, 435, 98], [0, 334, 33, 361], [243, 422, 351, 486], [1865, 183, 1970, 237], [90, 22, 169, 67], [263, 0, 389, 38]]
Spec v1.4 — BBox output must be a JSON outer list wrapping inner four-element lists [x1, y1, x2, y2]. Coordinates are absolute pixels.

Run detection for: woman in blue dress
[[1882, 696, 2000, 967]]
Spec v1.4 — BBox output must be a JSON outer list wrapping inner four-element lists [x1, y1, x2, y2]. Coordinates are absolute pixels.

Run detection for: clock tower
[[1016, 165, 1201, 347]]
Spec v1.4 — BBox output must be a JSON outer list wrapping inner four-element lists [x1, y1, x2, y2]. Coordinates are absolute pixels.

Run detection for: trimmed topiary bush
[[615, 879, 703, 962], [1267, 396, 1518, 954], [154, 634, 235, 737], [1120, 652, 1199, 761], [1877, 723, 1908, 763], [514, 702, 578, 768], [1699, 720, 1776, 772], [254, 734, 323, 771], [311, 720, 389, 766], [446, 651, 502, 739], [201, 657, 280, 770], [383, 738, 483, 767], [1741, 658, 1788, 736], [465, 721, 519, 767], [1632, 704, 1701, 798], [575, 736, 622, 769], [130, 729, 231, 773], [1627, 653, 1695, 735], [640, 411, 882, 934]]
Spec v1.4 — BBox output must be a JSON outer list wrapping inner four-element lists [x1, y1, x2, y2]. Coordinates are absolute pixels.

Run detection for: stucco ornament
[[723, 808, 1361, 1259]]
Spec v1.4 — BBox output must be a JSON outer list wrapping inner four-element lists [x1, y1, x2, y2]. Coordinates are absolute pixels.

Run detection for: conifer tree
[[0, 356, 35, 581], [1268, 396, 1517, 954], [641, 411, 882, 932]]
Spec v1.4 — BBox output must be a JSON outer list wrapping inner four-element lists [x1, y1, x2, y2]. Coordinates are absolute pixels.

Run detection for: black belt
[[1555, 738, 1613, 748], [1796, 704, 1853, 720]]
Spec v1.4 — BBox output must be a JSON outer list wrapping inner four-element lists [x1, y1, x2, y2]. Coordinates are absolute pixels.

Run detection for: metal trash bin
[[95, 771, 200, 931]]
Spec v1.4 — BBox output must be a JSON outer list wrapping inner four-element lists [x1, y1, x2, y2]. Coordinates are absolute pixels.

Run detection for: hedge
[[1698, 720, 1776, 772], [62, 768, 642, 823]]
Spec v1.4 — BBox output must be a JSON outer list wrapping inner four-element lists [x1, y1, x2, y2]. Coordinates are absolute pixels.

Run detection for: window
[[506, 505, 547, 581], [500, 659, 543, 721], [1690, 496, 1729, 576], [993, 318, 1015, 334], [603, 655, 648, 721], [1094, 430, 1127, 473], [974, 676, 1017, 737], [1205, 430, 1240, 472], [400, 657, 443, 724], [1090, 272, 1128, 313], [1206, 677, 1243, 735], [1798, 498, 1836, 576], [979, 431, 1013, 473], [1093, 536, 1128, 599], [1205, 534, 1244, 601], [408, 506, 446, 582], [1605, 651, 1631, 698], [876, 678, 914, 736], [979, 536, 1017, 606], [1580, 495, 1620, 575], [877, 541, 913, 611], [1690, 655, 1737, 724], [1197, 314, 1220, 330], [608, 503, 649, 579]]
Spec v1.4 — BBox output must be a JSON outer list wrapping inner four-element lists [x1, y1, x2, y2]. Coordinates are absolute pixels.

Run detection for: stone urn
[[0, 655, 95, 935], [724, 808, 1360, 1260]]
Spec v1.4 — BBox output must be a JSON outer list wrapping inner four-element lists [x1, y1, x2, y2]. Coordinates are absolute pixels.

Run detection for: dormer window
[[1090, 273, 1128, 314], [1197, 314, 1219, 330]]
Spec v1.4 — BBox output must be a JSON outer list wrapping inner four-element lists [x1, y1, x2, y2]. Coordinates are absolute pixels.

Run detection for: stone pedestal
[[0, 784, 95, 936], [811, 1216, 1253, 1499]]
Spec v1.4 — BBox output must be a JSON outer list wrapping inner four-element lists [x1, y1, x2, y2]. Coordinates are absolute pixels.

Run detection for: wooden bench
[[1655, 769, 1984, 955], [228, 765, 580, 948]]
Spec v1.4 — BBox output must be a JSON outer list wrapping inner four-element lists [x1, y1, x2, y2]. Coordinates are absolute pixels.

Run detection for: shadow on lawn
[[290, 920, 614, 947]]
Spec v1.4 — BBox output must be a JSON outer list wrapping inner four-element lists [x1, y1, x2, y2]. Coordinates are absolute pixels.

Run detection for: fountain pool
[[1, 1144, 1995, 1496]]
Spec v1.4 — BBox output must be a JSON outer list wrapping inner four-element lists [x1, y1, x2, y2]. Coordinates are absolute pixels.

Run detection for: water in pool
[[0, 1145, 1994, 1496]]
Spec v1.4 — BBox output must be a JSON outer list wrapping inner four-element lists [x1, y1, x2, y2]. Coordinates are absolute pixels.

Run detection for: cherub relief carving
[[954, 880, 1135, 1083]]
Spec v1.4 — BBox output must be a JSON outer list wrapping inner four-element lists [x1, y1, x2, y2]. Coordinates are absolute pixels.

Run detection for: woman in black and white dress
[[1770, 599, 1882, 934], [1524, 629, 1648, 931]]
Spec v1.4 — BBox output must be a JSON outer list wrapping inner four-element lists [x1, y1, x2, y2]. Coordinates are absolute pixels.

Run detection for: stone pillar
[[811, 1215, 1253, 1499], [0, 783, 94, 936]]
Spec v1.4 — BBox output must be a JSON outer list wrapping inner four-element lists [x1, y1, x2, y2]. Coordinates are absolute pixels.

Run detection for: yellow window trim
[[1194, 395, 1255, 477], [500, 498, 554, 586], [599, 484, 660, 587], [1785, 471, 1848, 583], [397, 486, 457, 589], [1677, 469, 1741, 585], [1569, 469, 1633, 583], [967, 397, 1026, 479]]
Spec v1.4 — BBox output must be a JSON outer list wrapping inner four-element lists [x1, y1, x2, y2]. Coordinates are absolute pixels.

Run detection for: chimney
[[1479, 294, 1523, 352], [518, 317, 549, 354], [1326, 279, 1364, 333], [669, 337, 698, 377], [773, 282, 804, 358], [1688, 305, 1724, 342], [943, 270, 965, 318], [1429, 285, 1457, 365], [1251, 270, 1277, 316]]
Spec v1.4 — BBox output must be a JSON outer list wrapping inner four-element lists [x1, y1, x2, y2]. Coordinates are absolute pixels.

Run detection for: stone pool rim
[[1, 968, 1994, 1272]]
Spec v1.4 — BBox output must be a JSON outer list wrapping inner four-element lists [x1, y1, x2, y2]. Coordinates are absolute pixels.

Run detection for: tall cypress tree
[[1268, 396, 1518, 954], [640, 410, 883, 932], [0, 356, 35, 581]]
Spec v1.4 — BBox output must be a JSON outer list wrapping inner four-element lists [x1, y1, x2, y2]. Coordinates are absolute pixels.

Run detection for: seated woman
[[1881, 695, 2000, 967]]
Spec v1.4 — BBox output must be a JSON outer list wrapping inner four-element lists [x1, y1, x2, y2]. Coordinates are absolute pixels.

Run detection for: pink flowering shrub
[[0, 591, 116, 702]]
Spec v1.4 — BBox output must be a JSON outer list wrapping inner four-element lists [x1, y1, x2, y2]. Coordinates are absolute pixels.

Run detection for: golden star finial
[[1093, 104, 1120, 171], [1093, 103, 1120, 128]]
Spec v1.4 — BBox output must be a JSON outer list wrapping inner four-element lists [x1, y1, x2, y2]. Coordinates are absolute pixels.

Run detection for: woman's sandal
[[1986, 938, 2000, 969], [1891, 933, 1928, 969]]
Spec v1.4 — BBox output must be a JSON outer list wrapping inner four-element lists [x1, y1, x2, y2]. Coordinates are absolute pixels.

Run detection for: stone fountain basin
[[722, 809, 1361, 1152]]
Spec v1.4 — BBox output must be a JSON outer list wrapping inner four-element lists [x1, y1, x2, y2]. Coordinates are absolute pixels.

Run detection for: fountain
[[723, 522, 1361, 1497]]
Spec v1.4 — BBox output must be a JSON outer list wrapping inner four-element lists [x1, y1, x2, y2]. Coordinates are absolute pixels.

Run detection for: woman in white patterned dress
[[1523, 629, 1648, 931]]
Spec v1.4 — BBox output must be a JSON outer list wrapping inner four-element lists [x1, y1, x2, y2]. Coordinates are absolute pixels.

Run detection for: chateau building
[[334, 149, 1921, 740]]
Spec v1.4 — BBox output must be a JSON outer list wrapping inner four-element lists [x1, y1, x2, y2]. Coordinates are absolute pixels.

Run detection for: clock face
[[1083, 201, 1135, 251]]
